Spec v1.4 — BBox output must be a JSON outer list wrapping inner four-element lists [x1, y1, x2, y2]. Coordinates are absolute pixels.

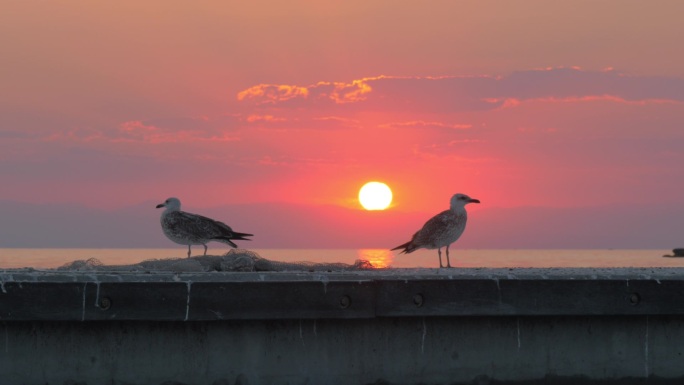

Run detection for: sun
[[358, 181, 393, 210]]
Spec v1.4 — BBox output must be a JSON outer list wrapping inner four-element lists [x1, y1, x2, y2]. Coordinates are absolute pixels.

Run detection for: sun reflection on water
[[357, 249, 394, 268]]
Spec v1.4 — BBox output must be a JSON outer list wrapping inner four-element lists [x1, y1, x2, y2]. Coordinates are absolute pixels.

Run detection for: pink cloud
[[245, 114, 287, 123], [41, 128, 103, 143], [237, 78, 376, 105], [495, 95, 684, 109], [317, 79, 374, 104], [311, 116, 361, 129], [115, 119, 240, 143], [240, 114, 361, 130], [236, 68, 684, 114], [380, 120, 472, 130], [38, 116, 243, 145], [237, 84, 310, 104]]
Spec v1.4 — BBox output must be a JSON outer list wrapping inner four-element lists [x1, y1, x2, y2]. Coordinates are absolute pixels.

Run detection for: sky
[[1, 1, 684, 249]]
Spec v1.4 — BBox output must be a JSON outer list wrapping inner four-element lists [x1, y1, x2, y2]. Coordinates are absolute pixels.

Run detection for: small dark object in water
[[663, 248, 684, 258]]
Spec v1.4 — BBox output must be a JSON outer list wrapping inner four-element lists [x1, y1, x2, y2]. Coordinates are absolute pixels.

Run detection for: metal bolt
[[413, 294, 424, 307], [629, 293, 640, 305], [339, 295, 351, 309], [99, 297, 112, 310]]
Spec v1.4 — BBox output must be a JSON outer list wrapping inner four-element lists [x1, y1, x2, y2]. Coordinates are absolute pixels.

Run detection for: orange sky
[[1, 1, 684, 248]]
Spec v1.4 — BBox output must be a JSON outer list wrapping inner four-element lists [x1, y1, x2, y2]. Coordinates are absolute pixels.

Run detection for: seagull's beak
[[155, 203, 165, 209], [469, 198, 481, 204]]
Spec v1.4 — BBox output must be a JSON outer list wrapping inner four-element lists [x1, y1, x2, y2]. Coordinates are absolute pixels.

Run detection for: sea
[[0, 248, 682, 270]]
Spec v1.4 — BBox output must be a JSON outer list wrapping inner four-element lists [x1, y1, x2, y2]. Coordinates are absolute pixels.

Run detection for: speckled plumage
[[406, 209, 467, 250], [157, 197, 252, 258], [392, 193, 480, 268]]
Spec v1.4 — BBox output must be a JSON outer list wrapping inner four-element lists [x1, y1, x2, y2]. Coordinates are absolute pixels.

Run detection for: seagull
[[392, 193, 480, 268], [156, 197, 253, 258]]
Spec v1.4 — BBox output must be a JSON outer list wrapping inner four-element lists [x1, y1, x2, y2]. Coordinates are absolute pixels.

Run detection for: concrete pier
[[2, 267, 684, 384]]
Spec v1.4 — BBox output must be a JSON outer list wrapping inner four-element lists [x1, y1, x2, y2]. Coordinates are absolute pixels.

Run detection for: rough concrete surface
[[2, 267, 684, 384], [2, 266, 684, 284], [1, 316, 684, 384]]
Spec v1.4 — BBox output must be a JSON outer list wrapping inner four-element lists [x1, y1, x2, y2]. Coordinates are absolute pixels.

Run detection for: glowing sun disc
[[359, 182, 393, 210]]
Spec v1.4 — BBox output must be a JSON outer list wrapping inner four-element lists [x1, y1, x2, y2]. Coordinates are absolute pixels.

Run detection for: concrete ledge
[[2, 267, 684, 384], [1, 268, 684, 321], [2, 316, 684, 384]]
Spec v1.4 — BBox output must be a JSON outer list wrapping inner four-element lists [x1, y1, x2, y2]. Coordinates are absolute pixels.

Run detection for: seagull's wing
[[412, 210, 456, 246], [164, 211, 222, 238], [177, 212, 252, 240]]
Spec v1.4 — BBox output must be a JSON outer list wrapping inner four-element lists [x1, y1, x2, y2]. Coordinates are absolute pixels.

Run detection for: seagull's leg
[[203, 244, 208, 256], [438, 248, 444, 268], [187, 245, 191, 258], [446, 244, 452, 268]]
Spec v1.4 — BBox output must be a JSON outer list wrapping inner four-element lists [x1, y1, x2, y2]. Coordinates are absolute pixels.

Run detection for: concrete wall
[[2, 315, 684, 385], [3, 267, 684, 384]]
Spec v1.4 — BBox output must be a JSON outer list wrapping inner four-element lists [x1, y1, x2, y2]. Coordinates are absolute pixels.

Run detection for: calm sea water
[[0, 248, 682, 269]]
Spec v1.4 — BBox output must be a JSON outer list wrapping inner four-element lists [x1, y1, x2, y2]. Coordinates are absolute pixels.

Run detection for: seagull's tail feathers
[[391, 241, 417, 254], [213, 232, 253, 248], [231, 231, 253, 241]]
